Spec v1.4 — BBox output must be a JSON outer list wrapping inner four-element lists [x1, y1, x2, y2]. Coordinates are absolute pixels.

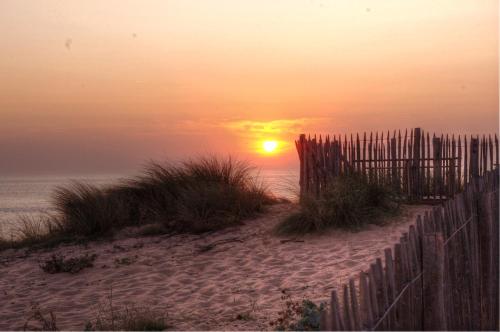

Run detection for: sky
[[0, 0, 498, 175]]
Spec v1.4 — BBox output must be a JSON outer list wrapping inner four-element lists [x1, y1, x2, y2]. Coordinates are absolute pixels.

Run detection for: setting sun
[[262, 140, 278, 153]]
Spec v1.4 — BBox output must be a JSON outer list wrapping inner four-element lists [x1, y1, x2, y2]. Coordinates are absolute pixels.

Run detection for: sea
[[0, 169, 299, 238]]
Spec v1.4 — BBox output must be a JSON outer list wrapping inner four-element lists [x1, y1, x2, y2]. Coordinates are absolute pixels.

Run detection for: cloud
[[222, 118, 325, 139]]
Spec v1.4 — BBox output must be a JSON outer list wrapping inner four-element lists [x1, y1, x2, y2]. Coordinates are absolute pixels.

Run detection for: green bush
[[276, 174, 399, 234]]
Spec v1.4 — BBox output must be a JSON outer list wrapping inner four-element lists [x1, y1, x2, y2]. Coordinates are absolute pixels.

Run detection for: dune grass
[[1, 156, 275, 250], [275, 174, 399, 234]]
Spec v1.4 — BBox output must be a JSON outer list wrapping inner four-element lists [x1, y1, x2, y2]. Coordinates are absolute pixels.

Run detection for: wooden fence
[[320, 169, 499, 331], [295, 128, 499, 201]]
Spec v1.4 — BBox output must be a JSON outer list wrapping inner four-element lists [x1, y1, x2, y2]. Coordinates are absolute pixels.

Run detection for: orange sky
[[0, 0, 498, 174]]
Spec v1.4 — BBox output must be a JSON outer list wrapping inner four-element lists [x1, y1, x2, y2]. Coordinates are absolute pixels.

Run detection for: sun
[[262, 140, 278, 153]]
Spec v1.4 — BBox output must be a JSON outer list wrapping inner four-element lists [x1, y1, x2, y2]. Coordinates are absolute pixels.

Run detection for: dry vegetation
[[1, 156, 275, 250], [275, 174, 400, 234], [39, 253, 97, 274]]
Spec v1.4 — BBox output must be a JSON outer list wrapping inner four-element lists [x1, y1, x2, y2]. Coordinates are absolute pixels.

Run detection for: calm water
[[0, 169, 298, 237]]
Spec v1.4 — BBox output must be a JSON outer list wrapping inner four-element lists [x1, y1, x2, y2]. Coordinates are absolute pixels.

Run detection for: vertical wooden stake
[[471, 138, 479, 179], [423, 233, 447, 331]]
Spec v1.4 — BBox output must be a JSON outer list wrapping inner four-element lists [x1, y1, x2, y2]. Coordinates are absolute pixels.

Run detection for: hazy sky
[[0, 0, 498, 175]]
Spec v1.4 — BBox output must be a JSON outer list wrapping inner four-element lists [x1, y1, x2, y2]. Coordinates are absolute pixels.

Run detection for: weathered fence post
[[433, 137, 443, 199], [477, 191, 496, 330], [470, 138, 479, 179], [297, 134, 306, 198], [423, 232, 446, 330], [412, 128, 421, 200]]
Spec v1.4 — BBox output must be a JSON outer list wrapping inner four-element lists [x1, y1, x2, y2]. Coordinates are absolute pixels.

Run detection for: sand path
[[0, 203, 429, 330]]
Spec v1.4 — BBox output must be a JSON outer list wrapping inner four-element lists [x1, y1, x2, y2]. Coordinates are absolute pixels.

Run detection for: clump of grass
[[114, 255, 137, 267], [53, 183, 129, 237], [124, 157, 274, 233], [86, 289, 168, 331], [0, 215, 73, 251], [88, 306, 167, 331], [276, 174, 399, 234], [40, 253, 97, 274], [270, 292, 325, 331], [3, 156, 275, 250], [23, 302, 59, 331], [58, 156, 273, 236]]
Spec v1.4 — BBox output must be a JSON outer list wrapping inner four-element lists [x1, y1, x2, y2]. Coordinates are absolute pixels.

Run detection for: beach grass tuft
[[2, 156, 275, 250], [40, 253, 97, 274], [275, 174, 399, 234]]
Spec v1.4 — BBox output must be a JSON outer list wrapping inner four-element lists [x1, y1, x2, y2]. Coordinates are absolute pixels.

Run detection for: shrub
[[276, 174, 399, 234], [270, 292, 325, 331], [40, 253, 97, 274]]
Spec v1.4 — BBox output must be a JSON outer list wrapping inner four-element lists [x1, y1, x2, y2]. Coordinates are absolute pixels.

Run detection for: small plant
[[87, 288, 168, 331], [235, 312, 253, 321], [114, 256, 137, 267], [23, 302, 58, 331], [234, 298, 258, 322], [270, 292, 325, 331], [40, 253, 97, 274]]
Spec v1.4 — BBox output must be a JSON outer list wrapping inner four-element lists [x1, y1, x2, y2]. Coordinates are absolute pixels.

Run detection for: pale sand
[[0, 203, 430, 330]]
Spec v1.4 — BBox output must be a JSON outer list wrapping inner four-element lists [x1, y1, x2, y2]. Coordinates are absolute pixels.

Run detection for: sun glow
[[262, 140, 278, 153]]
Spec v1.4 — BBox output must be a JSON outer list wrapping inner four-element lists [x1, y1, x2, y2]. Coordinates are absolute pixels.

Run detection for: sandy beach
[[0, 203, 430, 330]]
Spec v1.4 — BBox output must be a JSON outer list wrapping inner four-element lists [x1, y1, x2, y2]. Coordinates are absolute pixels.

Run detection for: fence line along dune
[[320, 169, 499, 331], [296, 128, 498, 202]]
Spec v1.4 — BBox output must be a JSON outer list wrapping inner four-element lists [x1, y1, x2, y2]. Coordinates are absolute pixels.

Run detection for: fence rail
[[295, 128, 499, 202], [320, 169, 499, 331]]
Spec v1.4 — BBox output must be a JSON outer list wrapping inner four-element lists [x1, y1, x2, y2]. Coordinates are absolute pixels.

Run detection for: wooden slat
[[356, 133, 361, 173], [368, 132, 373, 183], [387, 130, 391, 187], [368, 268, 380, 325], [433, 136, 442, 199], [423, 233, 447, 330], [495, 134, 499, 169], [349, 278, 362, 331], [421, 130, 426, 198], [478, 191, 495, 330], [375, 132, 379, 185], [384, 248, 397, 330], [427, 132, 431, 196], [471, 137, 479, 178], [398, 130, 402, 188], [359, 271, 373, 329], [391, 137, 397, 190], [363, 132, 367, 179], [343, 284, 354, 331], [458, 135, 462, 190], [464, 135, 468, 185], [489, 135, 493, 172], [403, 129, 408, 196], [330, 290, 345, 330], [451, 135, 456, 196]]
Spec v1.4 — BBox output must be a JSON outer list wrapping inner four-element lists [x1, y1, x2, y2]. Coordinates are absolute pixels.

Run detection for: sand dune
[[0, 203, 429, 330]]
